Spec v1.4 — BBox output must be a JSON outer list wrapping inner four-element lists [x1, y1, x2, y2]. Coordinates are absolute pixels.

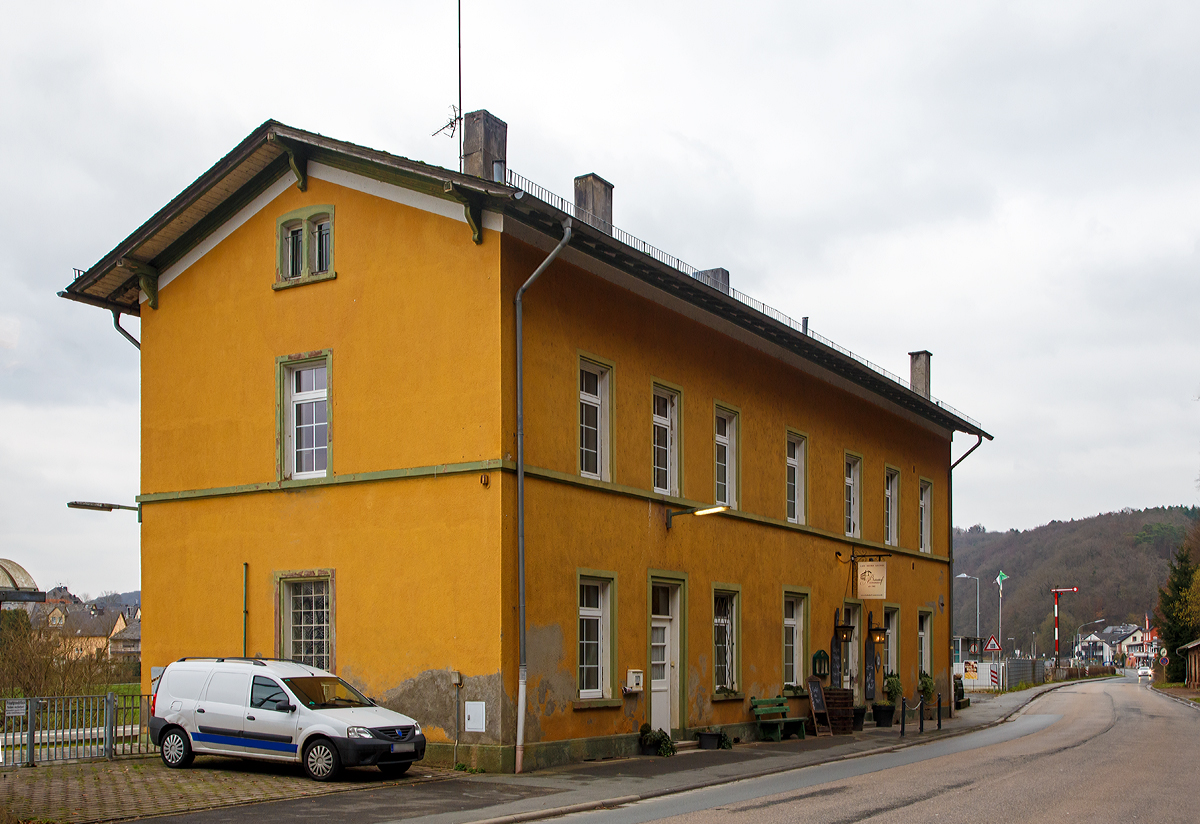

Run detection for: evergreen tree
[[1155, 523, 1199, 682]]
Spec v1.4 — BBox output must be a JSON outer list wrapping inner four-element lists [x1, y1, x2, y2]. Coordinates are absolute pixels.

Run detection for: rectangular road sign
[[4, 699, 25, 717]]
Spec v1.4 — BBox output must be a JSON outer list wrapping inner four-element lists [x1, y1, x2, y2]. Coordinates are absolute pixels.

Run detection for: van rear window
[[167, 669, 208, 701], [282, 676, 371, 709]]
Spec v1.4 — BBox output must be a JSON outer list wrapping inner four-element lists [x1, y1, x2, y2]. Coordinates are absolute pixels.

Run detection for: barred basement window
[[714, 591, 737, 690]]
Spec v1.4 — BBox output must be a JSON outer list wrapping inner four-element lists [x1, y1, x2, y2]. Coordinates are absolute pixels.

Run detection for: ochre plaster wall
[[140, 176, 504, 494], [499, 235, 954, 744]]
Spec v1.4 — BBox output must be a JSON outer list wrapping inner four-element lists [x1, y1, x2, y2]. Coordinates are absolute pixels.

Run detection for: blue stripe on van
[[193, 732, 297, 754]]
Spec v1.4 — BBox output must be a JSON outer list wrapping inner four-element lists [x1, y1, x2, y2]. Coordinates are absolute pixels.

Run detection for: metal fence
[[1, 693, 156, 767]]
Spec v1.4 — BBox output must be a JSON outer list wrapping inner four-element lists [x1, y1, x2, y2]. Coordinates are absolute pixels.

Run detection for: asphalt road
[[572, 676, 1197, 824]]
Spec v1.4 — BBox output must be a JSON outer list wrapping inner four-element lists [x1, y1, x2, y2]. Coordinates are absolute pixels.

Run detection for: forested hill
[[951, 506, 1197, 654]]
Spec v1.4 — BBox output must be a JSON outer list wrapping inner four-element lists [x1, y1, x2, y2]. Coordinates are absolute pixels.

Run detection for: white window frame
[[783, 595, 805, 686], [652, 387, 679, 496], [579, 361, 609, 481], [284, 359, 329, 480], [786, 435, 806, 524], [884, 467, 900, 546], [715, 409, 738, 508], [918, 612, 932, 674], [281, 575, 333, 671], [844, 454, 861, 538], [919, 480, 933, 553], [578, 578, 609, 699], [883, 607, 898, 674], [284, 222, 304, 279], [714, 590, 738, 691]]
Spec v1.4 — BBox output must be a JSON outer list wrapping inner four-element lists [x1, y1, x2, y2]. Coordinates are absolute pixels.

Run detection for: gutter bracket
[[444, 181, 484, 245], [270, 134, 308, 192], [116, 259, 160, 310]]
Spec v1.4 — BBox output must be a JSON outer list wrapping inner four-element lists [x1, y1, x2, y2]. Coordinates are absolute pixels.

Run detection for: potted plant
[[918, 670, 937, 720], [872, 671, 902, 727], [638, 724, 676, 757], [696, 728, 722, 749], [852, 704, 867, 731]]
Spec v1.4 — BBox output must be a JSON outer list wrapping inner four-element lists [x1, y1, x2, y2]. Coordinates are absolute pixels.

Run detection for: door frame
[[647, 570, 688, 738]]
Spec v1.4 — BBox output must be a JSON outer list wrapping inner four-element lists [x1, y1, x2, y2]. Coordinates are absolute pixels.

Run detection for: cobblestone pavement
[[0, 755, 460, 823]]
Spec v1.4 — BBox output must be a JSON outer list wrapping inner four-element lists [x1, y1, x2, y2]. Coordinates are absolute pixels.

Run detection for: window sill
[[711, 691, 745, 702], [273, 270, 337, 291], [782, 688, 809, 699], [572, 698, 623, 710]]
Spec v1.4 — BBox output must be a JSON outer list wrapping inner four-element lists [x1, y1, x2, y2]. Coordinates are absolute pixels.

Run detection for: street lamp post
[[956, 573, 980, 640], [1075, 618, 1105, 665]]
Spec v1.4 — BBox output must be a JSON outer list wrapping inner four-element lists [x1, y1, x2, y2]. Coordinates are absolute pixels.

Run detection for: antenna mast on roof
[[432, 0, 464, 173]]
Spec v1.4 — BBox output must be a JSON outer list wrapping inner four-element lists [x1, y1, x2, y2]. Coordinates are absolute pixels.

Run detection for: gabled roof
[[61, 121, 989, 440]]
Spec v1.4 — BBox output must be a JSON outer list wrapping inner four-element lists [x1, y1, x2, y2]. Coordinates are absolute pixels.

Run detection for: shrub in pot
[[919, 670, 937, 719], [872, 671, 903, 727]]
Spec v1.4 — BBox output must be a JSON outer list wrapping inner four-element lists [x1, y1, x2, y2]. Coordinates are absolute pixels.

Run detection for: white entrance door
[[651, 617, 670, 732]]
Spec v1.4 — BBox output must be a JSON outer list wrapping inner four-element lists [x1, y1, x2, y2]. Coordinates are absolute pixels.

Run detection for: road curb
[[1149, 686, 1200, 711], [466, 677, 1121, 824]]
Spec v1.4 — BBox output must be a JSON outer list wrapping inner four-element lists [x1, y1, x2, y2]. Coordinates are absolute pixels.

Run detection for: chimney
[[574, 174, 614, 234], [463, 110, 507, 182], [909, 350, 932, 398], [698, 268, 731, 295]]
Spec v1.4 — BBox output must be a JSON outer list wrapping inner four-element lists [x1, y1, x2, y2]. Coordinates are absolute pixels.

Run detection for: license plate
[[391, 743, 415, 753]]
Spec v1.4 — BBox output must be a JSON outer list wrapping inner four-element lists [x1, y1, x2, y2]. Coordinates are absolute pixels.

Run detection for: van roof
[[171, 657, 329, 677]]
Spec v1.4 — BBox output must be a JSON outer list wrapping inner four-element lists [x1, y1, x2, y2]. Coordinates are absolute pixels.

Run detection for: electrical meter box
[[626, 669, 644, 692]]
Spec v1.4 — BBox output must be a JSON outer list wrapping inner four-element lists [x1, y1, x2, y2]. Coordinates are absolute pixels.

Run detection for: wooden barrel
[[823, 687, 855, 735]]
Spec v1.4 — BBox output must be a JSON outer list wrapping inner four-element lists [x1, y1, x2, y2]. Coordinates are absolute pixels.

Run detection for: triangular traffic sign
[[984, 635, 1003, 652]]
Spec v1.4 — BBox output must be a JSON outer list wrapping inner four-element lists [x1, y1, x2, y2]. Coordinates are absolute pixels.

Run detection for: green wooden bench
[[751, 695, 808, 742]]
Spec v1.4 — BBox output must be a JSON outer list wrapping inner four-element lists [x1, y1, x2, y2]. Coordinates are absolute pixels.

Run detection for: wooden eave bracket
[[269, 133, 308, 192], [116, 258, 160, 310], [443, 181, 484, 245]]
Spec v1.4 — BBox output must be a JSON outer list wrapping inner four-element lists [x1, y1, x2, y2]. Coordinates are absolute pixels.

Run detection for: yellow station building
[[62, 111, 989, 772]]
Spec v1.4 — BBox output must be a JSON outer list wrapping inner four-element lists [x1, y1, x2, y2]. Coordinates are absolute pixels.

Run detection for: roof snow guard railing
[[505, 169, 981, 431]]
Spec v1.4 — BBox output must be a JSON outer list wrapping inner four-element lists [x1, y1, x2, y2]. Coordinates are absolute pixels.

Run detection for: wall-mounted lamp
[[867, 612, 887, 646], [67, 501, 138, 513], [834, 620, 855, 644], [666, 505, 728, 529]]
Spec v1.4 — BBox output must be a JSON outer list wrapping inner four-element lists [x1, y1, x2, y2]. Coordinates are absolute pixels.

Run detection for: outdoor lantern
[[869, 623, 888, 647], [834, 622, 855, 643]]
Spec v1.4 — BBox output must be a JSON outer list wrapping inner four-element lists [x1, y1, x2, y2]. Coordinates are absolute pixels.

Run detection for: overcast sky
[[3, 2, 1199, 596]]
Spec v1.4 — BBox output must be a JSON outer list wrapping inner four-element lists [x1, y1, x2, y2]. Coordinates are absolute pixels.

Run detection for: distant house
[[1079, 624, 1140, 665], [110, 618, 141, 665], [31, 603, 127, 659]]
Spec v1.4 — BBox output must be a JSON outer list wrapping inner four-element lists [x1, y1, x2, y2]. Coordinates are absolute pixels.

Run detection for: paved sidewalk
[[0, 678, 1106, 824]]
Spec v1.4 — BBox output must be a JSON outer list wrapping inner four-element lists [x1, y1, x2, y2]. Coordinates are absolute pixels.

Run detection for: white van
[[149, 657, 425, 781]]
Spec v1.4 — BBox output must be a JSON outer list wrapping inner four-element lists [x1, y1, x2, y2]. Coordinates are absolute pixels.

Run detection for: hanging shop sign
[[857, 561, 887, 599]]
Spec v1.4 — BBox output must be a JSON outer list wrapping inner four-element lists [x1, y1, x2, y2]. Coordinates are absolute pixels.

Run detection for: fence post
[[104, 692, 116, 760], [918, 698, 924, 733], [937, 693, 942, 730], [900, 697, 906, 737], [25, 698, 36, 767]]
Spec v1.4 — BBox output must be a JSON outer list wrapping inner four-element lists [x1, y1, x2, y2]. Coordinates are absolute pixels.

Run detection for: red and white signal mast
[[1051, 587, 1079, 667]]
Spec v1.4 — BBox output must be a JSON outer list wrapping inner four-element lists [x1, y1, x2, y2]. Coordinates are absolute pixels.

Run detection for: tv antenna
[[432, 0, 464, 173]]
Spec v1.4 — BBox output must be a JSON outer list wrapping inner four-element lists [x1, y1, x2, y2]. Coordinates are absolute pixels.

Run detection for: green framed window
[[275, 205, 336, 289]]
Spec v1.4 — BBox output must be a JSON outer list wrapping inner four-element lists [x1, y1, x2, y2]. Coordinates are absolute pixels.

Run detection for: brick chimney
[[574, 174, 613, 234], [909, 350, 932, 398], [463, 110, 507, 182]]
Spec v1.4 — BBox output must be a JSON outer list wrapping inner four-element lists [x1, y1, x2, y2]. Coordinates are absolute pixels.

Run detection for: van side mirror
[[275, 700, 296, 713]]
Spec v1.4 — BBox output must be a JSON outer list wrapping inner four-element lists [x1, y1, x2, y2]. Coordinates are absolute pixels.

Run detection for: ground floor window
[[918, 612, 932, 674], [883, 607, 899, 673], [714, 591, 738, 691], [578, 578, 611, 699], [283, 577, 331, 670], [783, 595, 805, 686]]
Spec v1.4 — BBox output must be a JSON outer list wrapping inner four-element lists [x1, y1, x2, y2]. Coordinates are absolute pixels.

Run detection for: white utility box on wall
[[626, 669, 644, 692], [464, 701, 486, 732]]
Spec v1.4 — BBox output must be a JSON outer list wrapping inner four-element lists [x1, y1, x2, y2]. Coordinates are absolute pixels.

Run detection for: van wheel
[[303, 737, 342, 781], [379, 761, 411, 777], [160, 727, 194, 768]]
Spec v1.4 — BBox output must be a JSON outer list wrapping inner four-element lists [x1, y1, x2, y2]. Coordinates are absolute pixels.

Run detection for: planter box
[[871, 703, 895, 727], [697, 731, 721, 750], [852, 706, 867, 731]]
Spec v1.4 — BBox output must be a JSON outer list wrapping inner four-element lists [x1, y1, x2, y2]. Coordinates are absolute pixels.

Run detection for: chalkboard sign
[[864, 639, 877, 701], [807, 676, 832, 736]]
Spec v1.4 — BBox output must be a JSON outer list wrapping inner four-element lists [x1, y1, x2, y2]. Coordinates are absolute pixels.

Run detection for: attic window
[[274, 205, 336, 290]]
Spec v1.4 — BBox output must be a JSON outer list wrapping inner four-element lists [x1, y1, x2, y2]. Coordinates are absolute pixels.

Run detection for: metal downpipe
[[948, 431, 985, 717], [111, 310, 140, 350], [514, 218, 572, 774]]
